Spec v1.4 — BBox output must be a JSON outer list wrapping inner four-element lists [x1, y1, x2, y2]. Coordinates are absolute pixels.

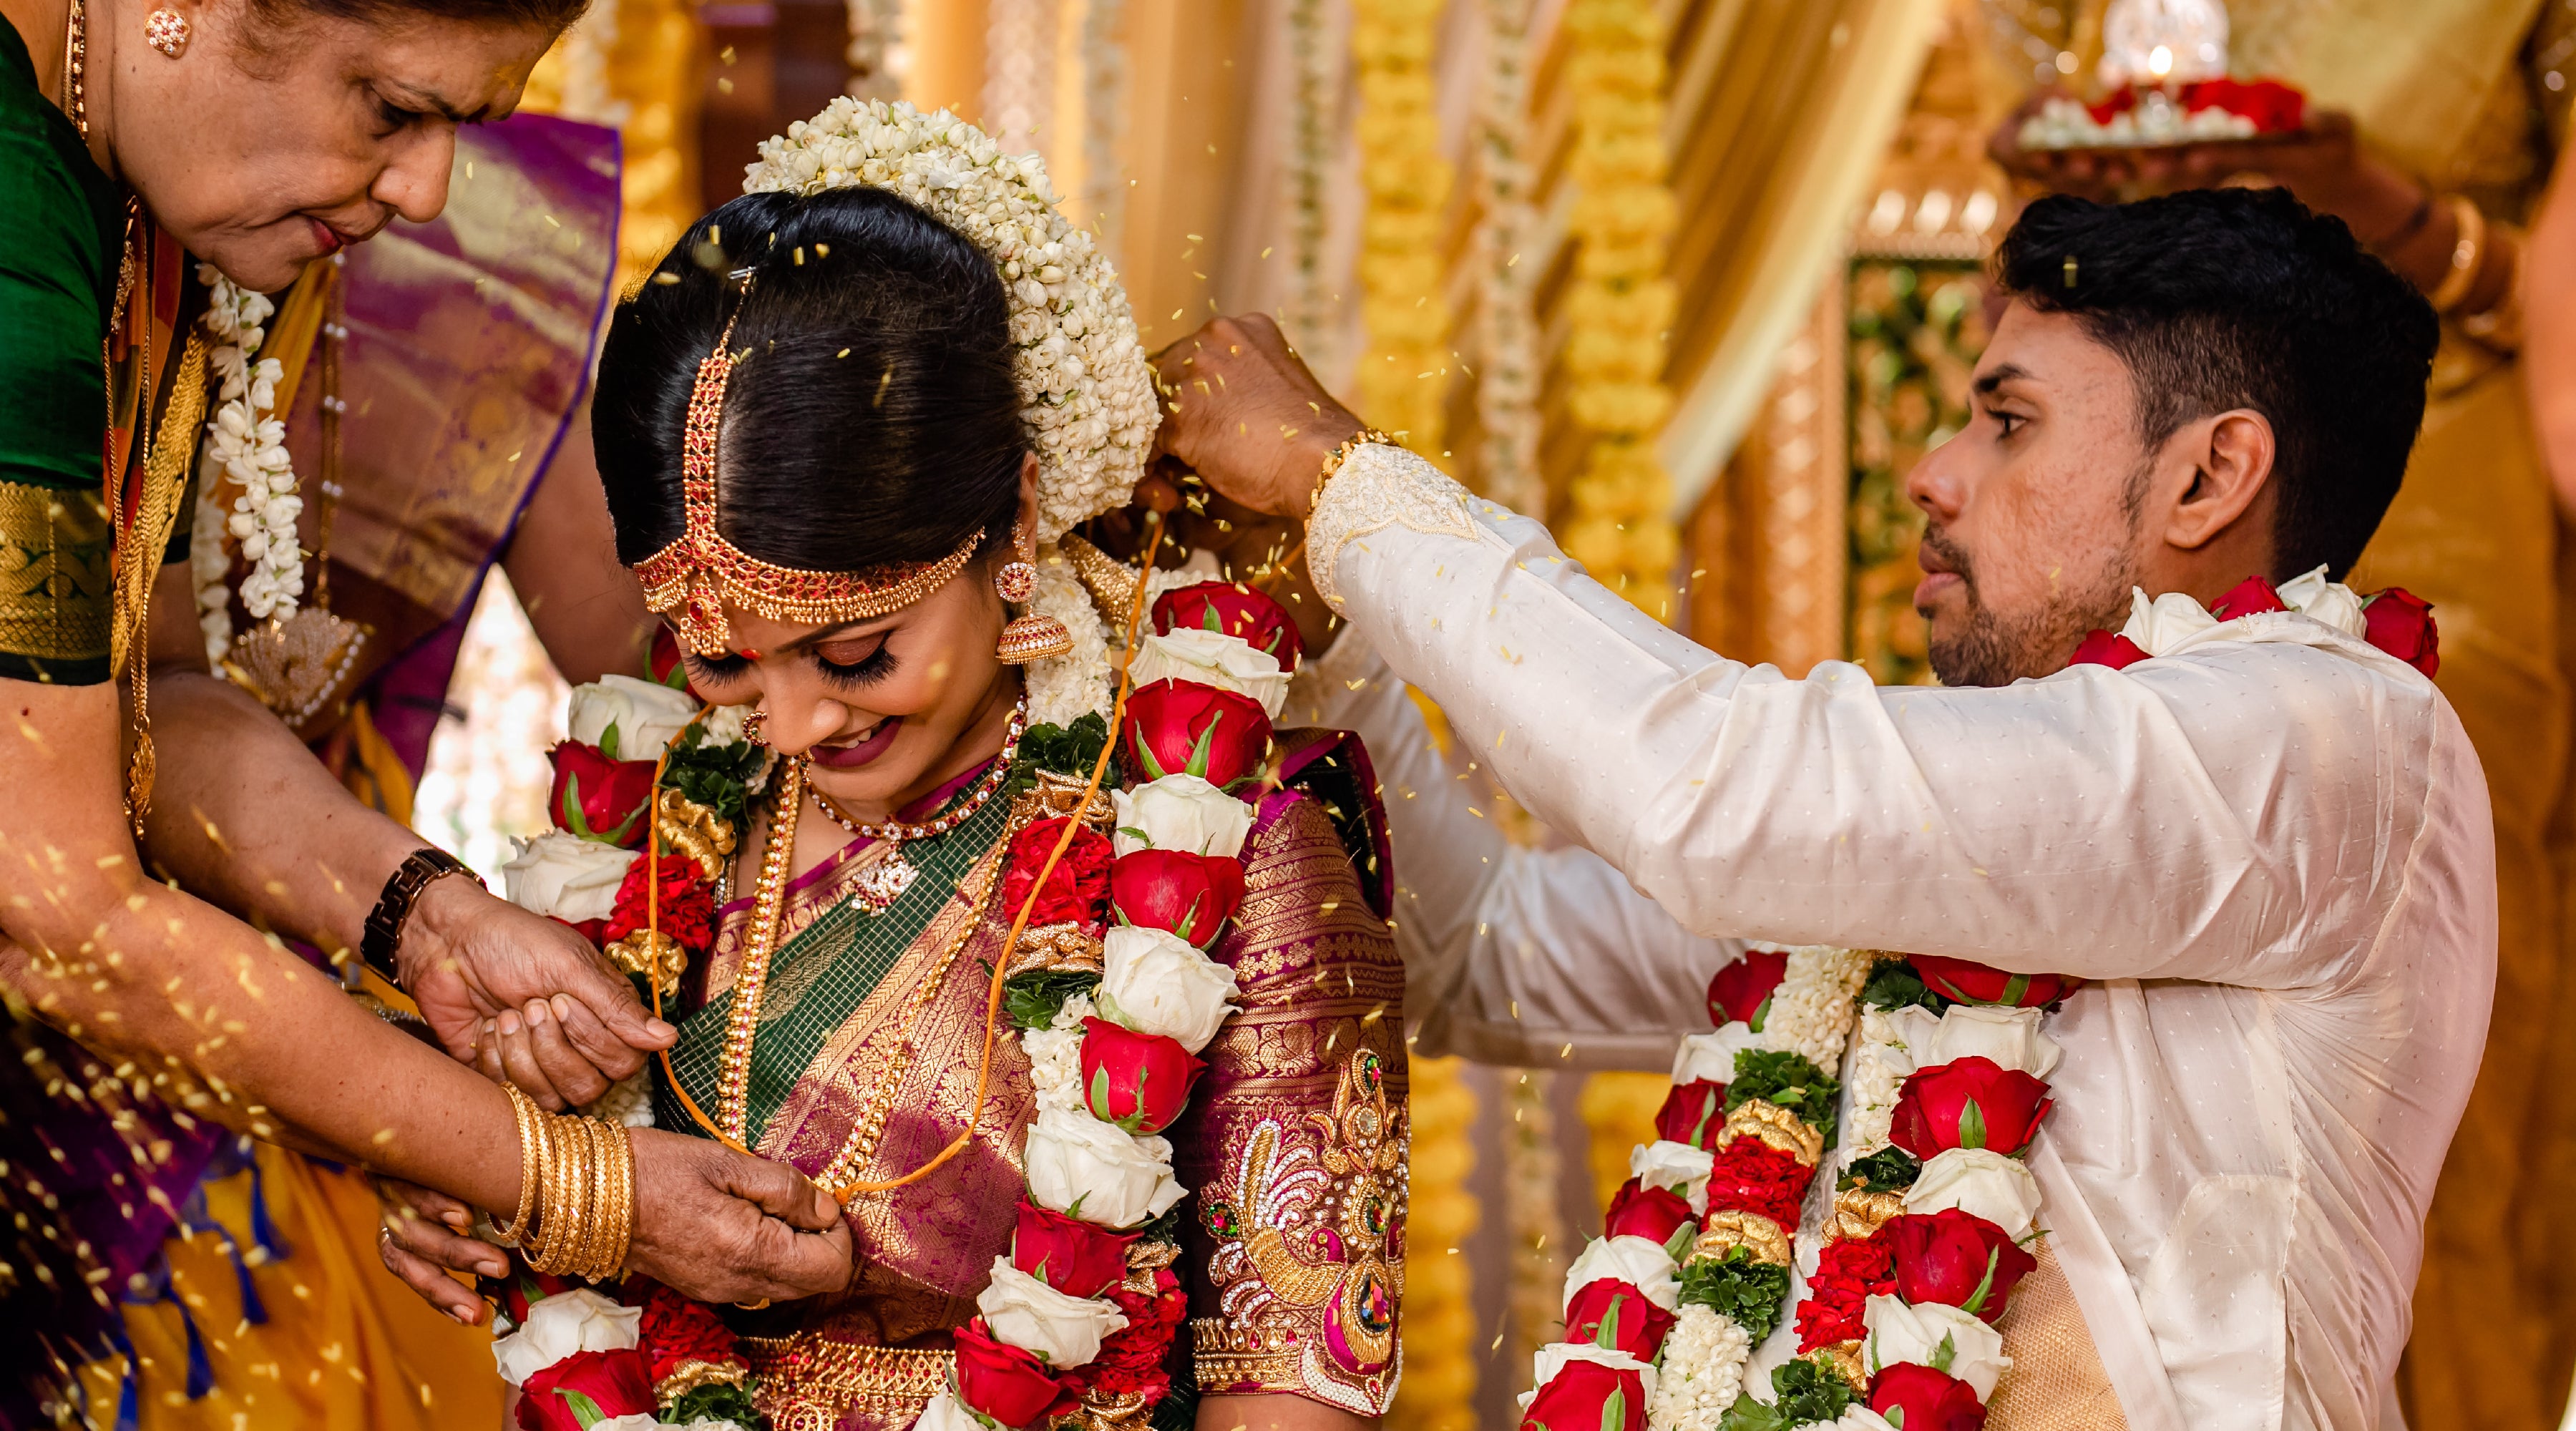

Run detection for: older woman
[[0, 0, 851, 1415]]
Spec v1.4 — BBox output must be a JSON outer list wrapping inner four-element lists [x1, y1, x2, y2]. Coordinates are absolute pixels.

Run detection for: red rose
[[1059, 1266, 1184, 1405], [1518, 1356, 1649, 1431], [1002, 818, 1113, 933], [1880, 1209, 2037, 1324], [1012, 1198, 1136, 1300], [2363, 587, 2439, 678], [1110, 849, 1246, 948], [1703, 1138, 1813, 1229], [1563, 1279, 1677, 1362], [1707, 949, 1789, 1029], [1796, 1234, 1895, 1352], [631, 1278, 747, 1384], [1908, 955, 2079, 1009], [2209, 575, 2286, 620], [516, 1347, 658, 1431], [1603, 1178, 1696, 1250], [1654, 1080, 1728, 1150], [649, 626, 696, 695], [2067, 630, 2150, 670], [1889, 1056, 2054, 1158], [597, 851, 716, 956], [1869, 1361, 1991, 1431], [952, 1318, 1070, 1428], [549, 742, 658, 846], [1079, 1017, 1206, 1134], [1152, 581, 1307, 674], [1120, 680, 1272, 789]]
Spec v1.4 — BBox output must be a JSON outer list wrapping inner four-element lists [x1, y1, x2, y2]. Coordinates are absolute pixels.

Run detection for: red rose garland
[[2069, 571, 2439, 678], [1518, 947, 1874, 1431]]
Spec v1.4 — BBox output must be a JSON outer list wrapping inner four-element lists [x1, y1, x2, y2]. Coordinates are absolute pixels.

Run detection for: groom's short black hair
[[1995, 188, 2439, 581]]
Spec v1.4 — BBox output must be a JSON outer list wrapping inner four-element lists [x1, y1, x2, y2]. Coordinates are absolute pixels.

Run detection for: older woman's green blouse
[[0, 20, 130, 685]]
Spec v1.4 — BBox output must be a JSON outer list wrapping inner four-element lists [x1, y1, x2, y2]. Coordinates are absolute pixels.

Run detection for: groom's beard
[[1921, 525, 2133, 688]]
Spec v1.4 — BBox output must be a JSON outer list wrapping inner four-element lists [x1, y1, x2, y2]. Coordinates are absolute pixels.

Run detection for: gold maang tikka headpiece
[[633, 294, 981, 655]]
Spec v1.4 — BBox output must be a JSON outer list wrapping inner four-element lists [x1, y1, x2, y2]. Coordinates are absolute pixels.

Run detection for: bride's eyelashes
[[814, 643, 897, 688], [683, 651, 752, 685]]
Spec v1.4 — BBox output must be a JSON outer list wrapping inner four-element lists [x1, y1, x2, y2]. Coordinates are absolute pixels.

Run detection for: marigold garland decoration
[[1561, 0, 1680, 616], [1352, 0, 1454, 461], [1472, 0, 1543, 514], [1391, 1055, 1481, 1431]]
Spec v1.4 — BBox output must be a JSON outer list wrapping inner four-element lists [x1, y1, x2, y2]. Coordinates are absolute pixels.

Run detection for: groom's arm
[[1154, 315, 2421, 991], [1287, 631, 1737, 1070]]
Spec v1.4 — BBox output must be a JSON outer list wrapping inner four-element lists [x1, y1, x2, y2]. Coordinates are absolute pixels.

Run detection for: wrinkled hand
[[1149, 314, 1363, 519], [625, 1129, 855, 1305], [375, 1175, 503, 1326], [401, 879, 675, 1110]]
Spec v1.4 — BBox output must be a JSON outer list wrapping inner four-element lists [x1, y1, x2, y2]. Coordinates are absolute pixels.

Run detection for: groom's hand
[[627, 1130, 856, 1304], [1151, 314, 1365, 519], [404, 880, 676, 1110]]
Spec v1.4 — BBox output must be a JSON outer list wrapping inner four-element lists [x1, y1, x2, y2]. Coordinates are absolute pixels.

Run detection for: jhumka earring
[[143, 7, 188, 57], [992, 528, 1073, 664]]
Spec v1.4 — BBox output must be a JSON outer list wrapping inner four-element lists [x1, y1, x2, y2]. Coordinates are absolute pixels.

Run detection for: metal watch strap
[[360, 847, 472, 987]]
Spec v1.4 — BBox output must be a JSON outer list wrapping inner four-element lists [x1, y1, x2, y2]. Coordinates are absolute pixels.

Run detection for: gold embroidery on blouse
[[0, 481, 113, 665]]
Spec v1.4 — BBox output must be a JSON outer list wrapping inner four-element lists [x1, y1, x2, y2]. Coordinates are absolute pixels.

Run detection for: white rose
[[1904, 1148, 2044, 1241], [501, 831, 640, 924], [590, 1418, 665, 1431], [1923, 1005, 2062, 1080], [2117, 587, 2217, 656], [566, 673, 701, 759], [1128, 630, 1292, 718], [1670, 1025, 1766, 1085], [489, 1287, 640, 1386], [2276, 564, 2368, 638], [1863, 1294, 2011, 1400], [1829, 1408, 1903, 1431], [1111, 774, 1253, 859], [1561, 1235, 1680, 1312], [1099, 925, 1239, 1050], [1024, 1109, 1184, 1228], [1875, 1004, 1942, 1057], [1628, 1140, 1715, 1214], [1518, 1343, 1659, 1412], [911, 1390, 984, 1431], [976, 1255, 1131, 1365]]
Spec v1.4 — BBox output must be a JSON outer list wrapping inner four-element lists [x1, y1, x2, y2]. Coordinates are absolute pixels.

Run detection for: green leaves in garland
[[1013, 713, 1117, 790], [1717, 1358, 1857, 1431], [1003, 969, 1103, 1031], [659, 721, 768, 827], [1860, 959, 1952, 1015], [1727, 1050, 1840, 1146], [1838, 1145, 1923, 1194], [1676, 1246, 1792, 1344], [665, 1378, 772, 1431]]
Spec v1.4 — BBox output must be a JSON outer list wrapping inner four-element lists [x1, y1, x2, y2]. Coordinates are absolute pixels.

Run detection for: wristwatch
[[360, 847, 474, 987]]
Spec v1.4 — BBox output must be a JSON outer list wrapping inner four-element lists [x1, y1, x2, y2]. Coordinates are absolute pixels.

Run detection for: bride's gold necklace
[[712, 698, 1026, 1146]]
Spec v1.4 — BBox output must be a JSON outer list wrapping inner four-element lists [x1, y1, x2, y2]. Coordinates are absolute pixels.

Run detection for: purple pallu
[[0, 112, 620, 1426]]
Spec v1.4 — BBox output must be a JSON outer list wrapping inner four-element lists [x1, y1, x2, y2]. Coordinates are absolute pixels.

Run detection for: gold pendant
[[849, 848, 917, 914], [224, 606, 374, 736]]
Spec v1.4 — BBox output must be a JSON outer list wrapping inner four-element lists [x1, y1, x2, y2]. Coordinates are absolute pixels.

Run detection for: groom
[[1156, 188, 2493, 1431]]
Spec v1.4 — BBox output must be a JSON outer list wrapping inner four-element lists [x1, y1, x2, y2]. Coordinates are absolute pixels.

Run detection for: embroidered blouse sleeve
[[1174, 791, 1405, 1417], [1309, 442, 2467, 992]]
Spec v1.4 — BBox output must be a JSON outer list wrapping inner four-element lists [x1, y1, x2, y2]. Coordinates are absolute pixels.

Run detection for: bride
[[419, 102, 1406, 1431]]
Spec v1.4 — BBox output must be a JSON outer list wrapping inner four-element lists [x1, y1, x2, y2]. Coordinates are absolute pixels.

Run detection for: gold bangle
[[600, 1123, 635, 1278], [584, 1118, 620, 1280], [2427, 195, 2485, 313], [498, 1083, 540, 1245], [1306, 427, 1400, 517]]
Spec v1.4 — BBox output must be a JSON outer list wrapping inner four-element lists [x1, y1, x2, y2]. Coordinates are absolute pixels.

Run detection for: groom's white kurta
[[1292, 444, 2497, 1431]]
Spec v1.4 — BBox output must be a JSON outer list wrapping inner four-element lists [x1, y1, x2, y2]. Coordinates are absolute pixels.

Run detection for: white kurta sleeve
[[1306, 443, 2429, 991], [1287, 631, 1740, 1070]]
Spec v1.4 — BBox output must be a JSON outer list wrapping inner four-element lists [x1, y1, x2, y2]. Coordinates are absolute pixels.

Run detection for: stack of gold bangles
[[495, 1081, 637, 1281]]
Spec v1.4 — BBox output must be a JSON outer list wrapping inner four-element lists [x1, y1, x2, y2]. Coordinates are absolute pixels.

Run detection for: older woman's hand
[[406, 879, 677, 1110]]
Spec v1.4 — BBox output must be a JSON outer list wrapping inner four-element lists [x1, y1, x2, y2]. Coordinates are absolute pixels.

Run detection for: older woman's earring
[[994, 554, 1073, 664], [144, 8, 188, 57]]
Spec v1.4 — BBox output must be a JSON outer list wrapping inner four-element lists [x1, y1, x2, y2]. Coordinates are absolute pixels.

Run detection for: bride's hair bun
[[593, 187, 1025, 577]]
